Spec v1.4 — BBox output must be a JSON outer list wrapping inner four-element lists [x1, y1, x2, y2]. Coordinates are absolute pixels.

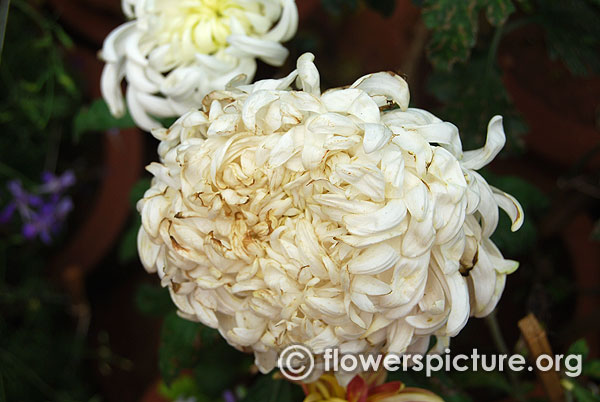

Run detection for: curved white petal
[[347, 243, 400, 275], [351, 71, 410, 111], [461, 115, 506, 170], [343, 199, 407, 236], [492, 187, 525, 231]]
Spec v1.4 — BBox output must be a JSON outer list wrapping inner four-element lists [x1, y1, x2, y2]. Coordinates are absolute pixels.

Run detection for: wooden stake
[[518, 314, 565, 402]]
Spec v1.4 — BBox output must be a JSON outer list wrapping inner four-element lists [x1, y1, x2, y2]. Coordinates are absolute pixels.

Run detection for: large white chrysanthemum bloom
[[137, 53, 524, 382], [101, 0, 298, 131]]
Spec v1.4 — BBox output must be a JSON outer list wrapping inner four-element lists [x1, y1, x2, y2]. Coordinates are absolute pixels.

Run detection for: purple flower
[[22, 196, 73, 244], [222, 390, 236, 402], [0, 180, 42, 223], [0, 203, 16, 223], [0, 171, 76, 244], [39, 170, 76, 195]]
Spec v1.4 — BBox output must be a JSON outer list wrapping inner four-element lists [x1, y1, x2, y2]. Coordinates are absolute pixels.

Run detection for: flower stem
[[0, 0, 9, 66], [485, 311, 527, 402]]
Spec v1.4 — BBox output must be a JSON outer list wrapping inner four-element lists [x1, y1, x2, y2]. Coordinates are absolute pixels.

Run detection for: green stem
[[485, 311, 527, 402], [486, 17, 535, 74], [0, 348, 56, 399], [0, 0, 9, 66], [486, 25, 505, 73]]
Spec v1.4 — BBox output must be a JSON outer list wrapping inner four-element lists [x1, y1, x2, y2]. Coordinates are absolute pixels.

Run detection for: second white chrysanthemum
[[101, 0, 298, 130], [137, 53, 523, 384]]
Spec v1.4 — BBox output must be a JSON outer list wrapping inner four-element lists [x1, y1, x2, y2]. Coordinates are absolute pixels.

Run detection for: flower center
[[150, 0, 259, 56]]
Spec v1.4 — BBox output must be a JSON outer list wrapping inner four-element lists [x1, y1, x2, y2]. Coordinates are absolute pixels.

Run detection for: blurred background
[[0, 0, 599, 401]]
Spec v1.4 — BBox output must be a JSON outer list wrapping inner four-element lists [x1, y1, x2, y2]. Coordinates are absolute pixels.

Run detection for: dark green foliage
[[483, 0, 515, 26], [321, 0, 396, 17], [533, 0, 600, 76], [571, 382, 600, 402], [73, 98, 135, 141], [118, 178, 151, 263], [159, 312, 205, 385], [129, 178, 152, 207], [569, 338, 600, 381], [422, 0, 515, 70], [451, 370, 512, 394], [562, 340, 600, 401], [135, 283, 174, 317], [483, 172, 548, 256], [159, 375, 208, 402], [321, 0, 359, 16], [364, 0, 396, 17], [0, 241, 96, 402], [584, 360, 600, 380], [0, 0, 81, 182], [158, 312, 252, 397], [118, 219, 141, 263], [427, 53, 527, 151], [239, 374, 303, 402], [0, 2, 95, 401], [569, 339, 591, 360], [420, 0, 600, 74]]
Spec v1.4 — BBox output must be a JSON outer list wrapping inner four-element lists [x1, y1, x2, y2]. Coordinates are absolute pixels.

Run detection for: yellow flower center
[[151, 0, 259, 56], [303, 375, 348, 402]]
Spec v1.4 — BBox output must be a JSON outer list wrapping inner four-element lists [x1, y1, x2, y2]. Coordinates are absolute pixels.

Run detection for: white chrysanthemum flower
[[137, 53, 524, 383], [101, 0, 298, 131]]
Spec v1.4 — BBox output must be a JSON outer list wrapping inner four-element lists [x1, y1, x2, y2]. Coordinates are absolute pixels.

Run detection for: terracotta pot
[[45, 5, 144, 288]]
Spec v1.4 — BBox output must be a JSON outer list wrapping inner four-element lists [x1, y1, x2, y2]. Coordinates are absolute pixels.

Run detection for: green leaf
[[514, 0, 534, 12], [159, 312, 203, 385], [72, 99, 136, 141], [571, 381, 600, 402], [569, 339, 590, 360], [158, 312, 250, 395], [57, 72, 77, 96], [129, 178, 151, 207], [422, 0, 480, 69], [158, 375, 207, 402], [239, 374, 303, 402], [483, 0, 515, 26], [189, 328, 252, 398], [118, 178, 150, 263], [452, 370, 512, 394], [388, 370, 474, 402], [118, 219, 140, 263], [583, 360, 600, 380], [422, 0, 516, 70], [53, 25, 74, 49], [321, 0, 359, 16], [364, 0, 396, 17], [427, 53, 527, 151], [134, 283, 173, 317], [535, 0, 600, 76]]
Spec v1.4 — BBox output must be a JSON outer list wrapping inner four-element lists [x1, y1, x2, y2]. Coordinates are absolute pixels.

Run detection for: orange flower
[[302, 372, 444, 402]]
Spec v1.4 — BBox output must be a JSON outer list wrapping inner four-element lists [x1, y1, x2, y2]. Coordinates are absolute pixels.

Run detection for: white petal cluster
[[137, 53, 524, 379], [101, 0, 298, 130]]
